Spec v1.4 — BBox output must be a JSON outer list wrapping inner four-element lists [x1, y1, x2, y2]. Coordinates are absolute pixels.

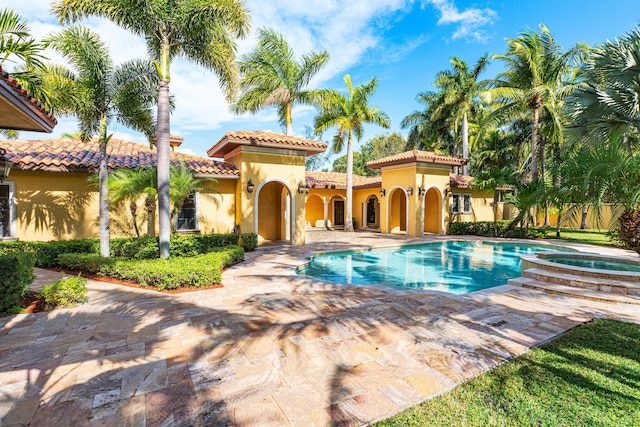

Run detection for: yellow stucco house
[[1, 130, 505, 246]]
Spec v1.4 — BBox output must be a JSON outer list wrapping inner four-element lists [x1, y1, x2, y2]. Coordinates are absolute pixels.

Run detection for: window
[[0, 182, 16, 239], [176, 193, 198, 231], [451, 193, 472, 214]]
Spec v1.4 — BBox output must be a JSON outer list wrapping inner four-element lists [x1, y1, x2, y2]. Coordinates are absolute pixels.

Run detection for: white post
[[323, 201, 329, 230], [361, 202, 367, 229]]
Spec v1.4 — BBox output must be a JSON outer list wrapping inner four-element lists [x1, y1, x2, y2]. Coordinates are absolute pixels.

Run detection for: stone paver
[[1, 233, 639, 426]]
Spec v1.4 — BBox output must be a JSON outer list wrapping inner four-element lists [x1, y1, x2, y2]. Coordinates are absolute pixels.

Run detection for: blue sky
[[8, 0, 640, 161]]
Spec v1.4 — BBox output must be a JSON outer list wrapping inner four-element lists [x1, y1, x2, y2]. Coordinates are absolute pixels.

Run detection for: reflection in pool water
[[297, 240, 565, 294]]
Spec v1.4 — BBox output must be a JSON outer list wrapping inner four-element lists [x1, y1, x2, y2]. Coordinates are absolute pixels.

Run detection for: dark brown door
[[334, 200, 345, 226]]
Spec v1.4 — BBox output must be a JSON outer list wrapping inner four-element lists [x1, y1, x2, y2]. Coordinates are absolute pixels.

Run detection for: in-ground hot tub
[[521, 251, 640, 284]]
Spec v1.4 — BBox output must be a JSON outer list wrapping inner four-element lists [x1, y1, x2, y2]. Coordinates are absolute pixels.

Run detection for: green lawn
[[540, 227, 615, 247], [377, 319, 640, 427]]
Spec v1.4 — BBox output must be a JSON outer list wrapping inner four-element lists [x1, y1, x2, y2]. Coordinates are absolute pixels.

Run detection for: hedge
[[449, 221, 546, 238], [0, 252, 35, 312], [57, 246, 244, 290], [0, 239, 98, 267], [110, 233, 240, 259], [0, 233, 241, 265]]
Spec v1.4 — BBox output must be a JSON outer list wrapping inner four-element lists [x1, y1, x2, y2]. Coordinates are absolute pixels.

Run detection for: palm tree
[[169, 161, 214, 231], [108, 167, 157, 237], [566, 27, 640, 146], [401, 91, 454, 153], [0, 8, 45, 69], [233, 28, 329, 136], [46, 25, 157, 257], [432, 55, 490, 175], [314, 74, 390, 232], [492, 24, 586, 182], [53, 0, 250, 259]]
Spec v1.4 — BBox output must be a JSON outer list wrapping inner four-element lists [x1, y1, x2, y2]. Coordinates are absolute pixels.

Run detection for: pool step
[[508, 277, 640, 305], [522, 268, 640, 296]]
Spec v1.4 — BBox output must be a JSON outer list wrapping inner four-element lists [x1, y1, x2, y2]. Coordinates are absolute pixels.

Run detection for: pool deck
[[2, 234, 639, 426]]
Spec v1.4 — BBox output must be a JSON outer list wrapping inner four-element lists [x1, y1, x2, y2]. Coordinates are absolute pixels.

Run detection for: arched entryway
[[423, 187, 443, 234], [330, 195, 345, 228], [305, 194, 324, 228], [255, 179, 294, 246], [363, 194, 380, 229], [387, 187, 407, 234]]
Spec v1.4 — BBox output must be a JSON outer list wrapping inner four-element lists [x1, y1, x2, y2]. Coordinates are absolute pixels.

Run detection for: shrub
[[0, 252, 35, 312], [39, 276, 88, 309], [57, 246, 244, 291], [0, 239, 98, 267], [449, 221, 544, 239], [240, 233, 258, 251], [110, 233, 239, 259]]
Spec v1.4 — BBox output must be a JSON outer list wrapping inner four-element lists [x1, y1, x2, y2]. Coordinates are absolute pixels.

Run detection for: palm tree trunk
[[531, 107, 539, 182], [146, 197, 155, 237], [345, 133, 354, 232], [157, 42, 171, 258], [98, 116, 110, 257], [462, 112, 469, 176], [581, 205, 589, 229], [129, 202, 140, 238], [556, 208, 562, 238], [492, 193, 498, 236], [285, 102, 293, 136]]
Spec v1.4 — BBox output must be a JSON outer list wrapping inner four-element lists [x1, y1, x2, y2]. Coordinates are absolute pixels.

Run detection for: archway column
[[361, 202, 367, 229], [323, 201, 329, 230]]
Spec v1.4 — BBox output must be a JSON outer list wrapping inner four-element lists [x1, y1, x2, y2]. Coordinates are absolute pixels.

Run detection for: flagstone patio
[[1, 234, 639, 426]]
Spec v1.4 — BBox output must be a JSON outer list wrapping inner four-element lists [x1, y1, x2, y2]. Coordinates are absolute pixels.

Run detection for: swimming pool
[[297, 241, 566, 294]]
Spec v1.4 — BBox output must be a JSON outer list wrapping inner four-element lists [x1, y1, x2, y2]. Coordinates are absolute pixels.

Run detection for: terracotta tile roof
[[305, 171, 381, 190], [208, 130, 328, 158], [366, 150, 467, 169], [450, 173, 473, 188], [0, 65, 57, 132], [2, 138, 239, 178]]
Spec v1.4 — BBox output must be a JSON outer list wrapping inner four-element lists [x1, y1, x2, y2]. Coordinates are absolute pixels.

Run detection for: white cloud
[[423, 0, 496, 42]]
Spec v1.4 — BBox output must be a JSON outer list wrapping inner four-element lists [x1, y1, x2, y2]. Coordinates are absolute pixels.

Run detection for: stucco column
[[323, 201, 329, 230], [361, 202, 367, 229]]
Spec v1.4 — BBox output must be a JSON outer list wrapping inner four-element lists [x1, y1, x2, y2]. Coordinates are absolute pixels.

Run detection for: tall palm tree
[[314, 74, 390, 232], [53, 0, 250, 258], [401, 91, 454, 153], [46, 25, 157, 257], [566, 27, 640, 146], [233, 28, 329, 136], [432, 54, 490, 175], [492, 24, 586, 182]]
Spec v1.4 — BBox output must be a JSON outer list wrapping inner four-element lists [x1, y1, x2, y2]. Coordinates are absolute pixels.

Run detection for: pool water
[[297, 241, 564, 294], [545, 256, 640, 273]]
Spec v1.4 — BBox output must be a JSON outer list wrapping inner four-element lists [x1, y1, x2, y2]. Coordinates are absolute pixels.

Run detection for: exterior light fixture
[[305, 184, 310, 194], [298, 182, 307, 194], [246, 179, 255, 193], [445, 188, 450, 196], [418, 187, 426, 196], [379, 188, 386, 197], [0, 148, 12, 182], [406, 186, 414, 196]]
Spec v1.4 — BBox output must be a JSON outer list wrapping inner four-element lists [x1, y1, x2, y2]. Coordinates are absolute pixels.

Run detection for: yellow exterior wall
[[353, 189, 380, 229], [226, 147, 306, 246], [535, 204, 615, 229], [449, 189, 495, 225], [305, 194, 324, 227], [9, 169, 237, 241]]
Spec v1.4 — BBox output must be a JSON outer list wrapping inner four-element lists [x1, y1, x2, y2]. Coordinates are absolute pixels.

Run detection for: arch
[[305, 193, 324, 228], [365, 194, 380, 228], [386, 186, 408, 235], [422, 186, 443, 234], [254, 178, 295, 246]]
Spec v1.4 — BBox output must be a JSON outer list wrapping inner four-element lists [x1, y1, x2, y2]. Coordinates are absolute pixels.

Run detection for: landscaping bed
[[377, 319, 640, 426]]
